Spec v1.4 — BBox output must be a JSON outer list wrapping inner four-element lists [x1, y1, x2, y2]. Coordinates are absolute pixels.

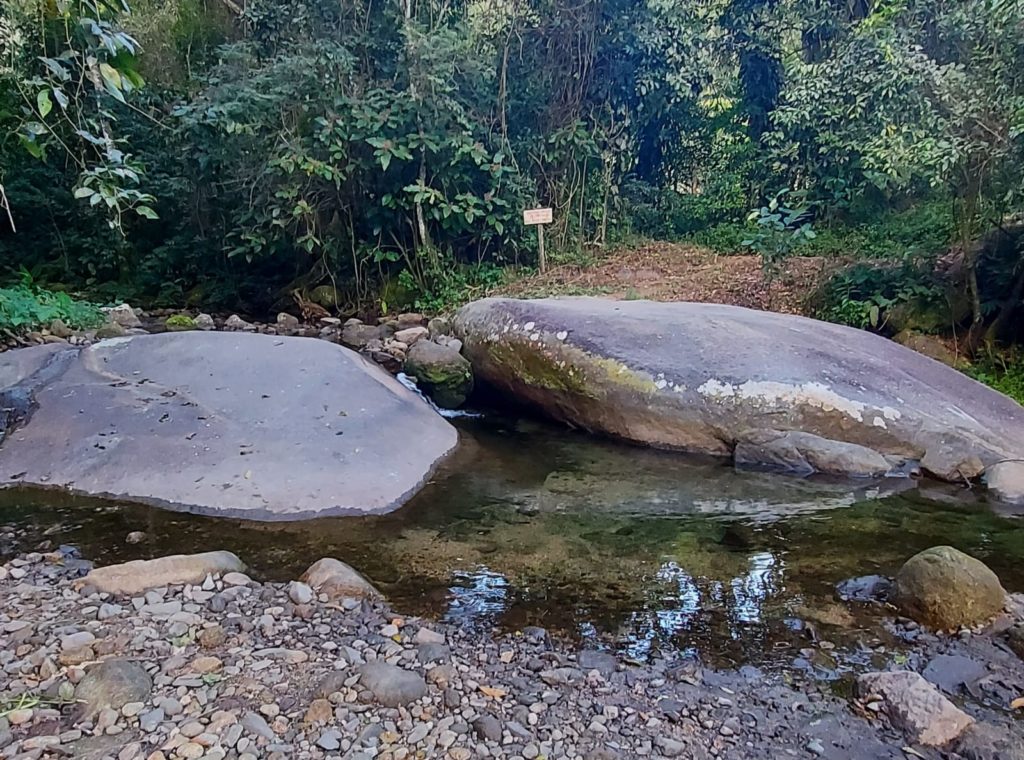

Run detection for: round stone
[[893, 546, 1006, 629]]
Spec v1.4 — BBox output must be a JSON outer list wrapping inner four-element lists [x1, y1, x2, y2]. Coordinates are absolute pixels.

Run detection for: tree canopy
[[1, 0, 1022, 348]]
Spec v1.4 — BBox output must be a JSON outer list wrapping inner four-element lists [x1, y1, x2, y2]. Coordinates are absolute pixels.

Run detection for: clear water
[[2, 413, 1022, 669]]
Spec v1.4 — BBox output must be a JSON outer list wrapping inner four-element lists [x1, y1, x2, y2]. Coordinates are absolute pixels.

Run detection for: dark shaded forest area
[[1, 0, 1023, 389]]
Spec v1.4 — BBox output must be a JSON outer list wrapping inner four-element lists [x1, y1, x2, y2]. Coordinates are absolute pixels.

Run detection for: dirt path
[[498, 241, 836, 315]]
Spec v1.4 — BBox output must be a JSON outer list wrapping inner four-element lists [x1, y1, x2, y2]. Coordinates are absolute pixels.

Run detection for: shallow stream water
[[2, 413, 1023, 671]]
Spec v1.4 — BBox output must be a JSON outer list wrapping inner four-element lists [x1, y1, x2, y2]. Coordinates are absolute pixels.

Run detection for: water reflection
[[0, 414, 1020, 667], [443, 567, 510, 628]]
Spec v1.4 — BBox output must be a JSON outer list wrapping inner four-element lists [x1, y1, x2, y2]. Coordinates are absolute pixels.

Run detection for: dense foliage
[[1, 0, 1022, 345]]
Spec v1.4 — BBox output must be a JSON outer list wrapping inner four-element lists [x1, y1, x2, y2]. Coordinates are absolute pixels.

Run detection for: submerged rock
[[893, 546, 1005, 630], [83, 551, 245, 595], [857, 670, 973, 747], [404, 340, 474, 408], [453, 297, 1024, 482], [835, 575, 891, 604], [0, 333, 458, 518], [734, 429, 891, 477]]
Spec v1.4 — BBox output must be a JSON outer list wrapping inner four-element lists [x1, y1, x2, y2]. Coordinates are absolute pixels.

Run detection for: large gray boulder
[[454, 297, 1024, 481], [0, 333, 457, 519]]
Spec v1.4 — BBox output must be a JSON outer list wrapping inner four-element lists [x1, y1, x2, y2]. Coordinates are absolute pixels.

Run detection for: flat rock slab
[[455, 297, 1024, 481], [0, 333, 457, 519]]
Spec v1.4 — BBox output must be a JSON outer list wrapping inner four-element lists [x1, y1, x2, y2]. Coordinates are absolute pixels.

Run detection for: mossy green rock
[[164, 314, 196, 331], [893, 546, 1005, 630], [404, 340, 473, 409]]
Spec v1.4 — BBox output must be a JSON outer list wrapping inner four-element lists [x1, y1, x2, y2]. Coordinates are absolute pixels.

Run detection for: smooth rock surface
[[0, 333, 458, 518], [357, 661, 427, 707], [857, 670, 973, 746], [83, 552, 245, 595], [301, 557, 381, 599], [893, 546, 1005, 630], [984, 460, 1024, 505], [454, 297, 1024, 480]]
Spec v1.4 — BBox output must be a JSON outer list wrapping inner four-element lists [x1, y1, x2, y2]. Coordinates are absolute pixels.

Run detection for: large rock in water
[[454, 297, 1024, 480], [893, 546, 1005, 629], [0, 333, 457, 518]]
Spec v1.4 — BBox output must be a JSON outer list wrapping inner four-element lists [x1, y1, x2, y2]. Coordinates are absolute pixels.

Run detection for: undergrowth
[[966, 354, 1024, 405], [0, 274, 104, 334]]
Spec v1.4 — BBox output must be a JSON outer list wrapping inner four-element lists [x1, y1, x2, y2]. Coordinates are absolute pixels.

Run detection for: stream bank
[[1, 543, 1022, 760]]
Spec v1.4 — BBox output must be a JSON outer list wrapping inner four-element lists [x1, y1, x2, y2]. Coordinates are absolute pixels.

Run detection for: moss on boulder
[[404, 340, 474, 408], [893, 546, 1005, 630], [164, 314, 197, 331]]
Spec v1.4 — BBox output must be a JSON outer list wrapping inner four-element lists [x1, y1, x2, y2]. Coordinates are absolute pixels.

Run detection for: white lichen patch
[[698, 378, 901, 424], [524, 321, 535, 331], [697, 378, 736, 398], [655, 378, 668, 390], [555, 331, 568, 341], [530, 332, 540, 341], [872, 416, 887, 429]]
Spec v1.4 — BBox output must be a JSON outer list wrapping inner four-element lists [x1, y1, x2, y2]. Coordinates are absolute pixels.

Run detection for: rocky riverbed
[[2, 536, 1024, 760]]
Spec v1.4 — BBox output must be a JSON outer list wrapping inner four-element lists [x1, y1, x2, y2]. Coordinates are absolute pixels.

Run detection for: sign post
[[523, 207, 553, 273]]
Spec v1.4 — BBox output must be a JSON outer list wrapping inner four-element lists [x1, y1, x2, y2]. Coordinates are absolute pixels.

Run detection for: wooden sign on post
[[523, 207, 553, 273]]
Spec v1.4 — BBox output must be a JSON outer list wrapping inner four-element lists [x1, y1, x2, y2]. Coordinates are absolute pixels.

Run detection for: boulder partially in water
[[0, 333, 457, 519], [984, 460, 1024, 505], [454, 297, 1024, 482], [403, 340, 474, 408], [893, 546, 1005, 630]]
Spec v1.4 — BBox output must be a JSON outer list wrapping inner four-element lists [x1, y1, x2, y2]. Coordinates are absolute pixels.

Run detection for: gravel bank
[[1, 544, 1022, 760]]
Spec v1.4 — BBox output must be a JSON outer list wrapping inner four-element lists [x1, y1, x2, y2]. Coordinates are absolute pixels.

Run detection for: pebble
[[0, 546, 1015, 760]]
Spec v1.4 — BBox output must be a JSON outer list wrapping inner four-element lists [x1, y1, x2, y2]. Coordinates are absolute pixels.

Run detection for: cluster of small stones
[[0, 539, 961, 760], [3, 304, 459, 379]]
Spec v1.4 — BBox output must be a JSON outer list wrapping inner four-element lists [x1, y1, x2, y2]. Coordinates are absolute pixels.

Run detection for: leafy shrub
[[0, 278, 104, 333], [814, 260, 942, 331]]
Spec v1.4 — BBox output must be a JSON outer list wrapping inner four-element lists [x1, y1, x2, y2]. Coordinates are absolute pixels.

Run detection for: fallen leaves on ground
[[497, 241, 838, 316]]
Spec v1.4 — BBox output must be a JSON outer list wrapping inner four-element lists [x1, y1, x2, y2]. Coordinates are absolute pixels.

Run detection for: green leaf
[[99, 63, 126, 103], [379, 152, 391, 171], [19, 135, 44, 159], [37, 90, 52, 119], [136, 206, 158, 219], [73, 187, 95, 199]]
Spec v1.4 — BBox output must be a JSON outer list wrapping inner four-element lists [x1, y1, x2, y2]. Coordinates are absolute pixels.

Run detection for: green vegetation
[[0, 0, 1021, 371], [967, 354, 1024, 405], [0, 276, 104, 334]]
